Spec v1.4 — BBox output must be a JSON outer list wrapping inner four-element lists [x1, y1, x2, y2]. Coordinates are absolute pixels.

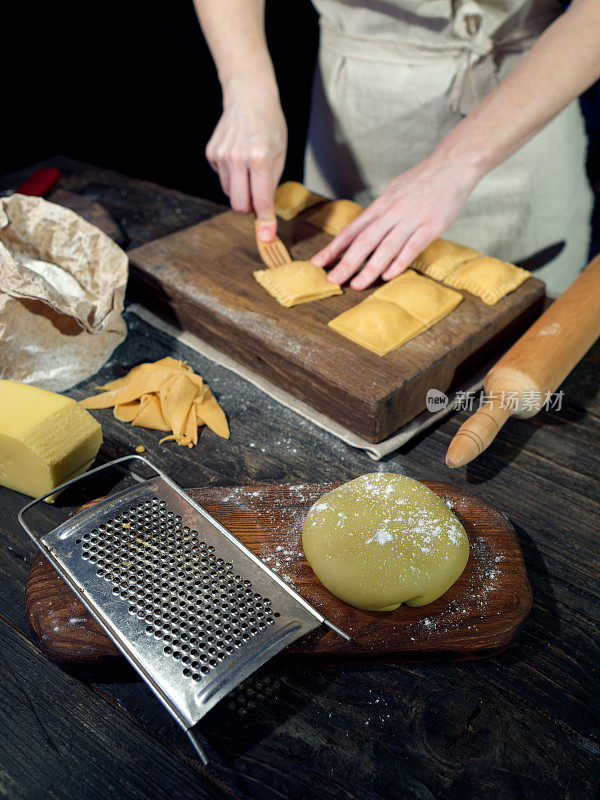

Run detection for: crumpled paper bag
[[0, 193, 128, 392]]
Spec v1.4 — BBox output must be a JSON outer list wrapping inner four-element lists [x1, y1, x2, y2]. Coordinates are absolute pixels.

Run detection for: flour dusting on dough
[[365, 527, 395, 545]]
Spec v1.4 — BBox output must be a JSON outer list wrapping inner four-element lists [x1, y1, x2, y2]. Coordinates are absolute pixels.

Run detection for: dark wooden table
[[1, 157, 598, 800]]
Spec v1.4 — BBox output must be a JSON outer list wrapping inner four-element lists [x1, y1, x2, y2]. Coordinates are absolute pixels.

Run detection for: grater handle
[[324, 619, 351, 641], [186, 729, 209, 766], [18, 454, 168, 545]]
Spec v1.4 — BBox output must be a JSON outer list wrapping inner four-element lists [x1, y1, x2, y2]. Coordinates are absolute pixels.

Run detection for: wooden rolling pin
[[446, 253, 600, 468]]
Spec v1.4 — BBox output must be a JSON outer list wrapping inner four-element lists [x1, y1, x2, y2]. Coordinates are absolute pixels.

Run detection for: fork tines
[[255, 220, 292, 269]]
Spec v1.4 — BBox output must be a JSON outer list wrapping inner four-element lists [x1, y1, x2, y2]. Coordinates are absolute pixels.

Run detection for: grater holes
[[75, 500, 282, 684]]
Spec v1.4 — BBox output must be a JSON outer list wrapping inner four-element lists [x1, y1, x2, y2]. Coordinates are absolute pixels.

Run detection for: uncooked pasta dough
[[302, 474, 469, 610]]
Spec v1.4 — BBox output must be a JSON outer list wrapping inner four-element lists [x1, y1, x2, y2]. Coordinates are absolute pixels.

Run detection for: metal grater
[[19, 455, 348, 763]]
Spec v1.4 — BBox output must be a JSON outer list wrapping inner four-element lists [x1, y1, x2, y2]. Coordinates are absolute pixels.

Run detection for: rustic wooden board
[[26, 482, 531, 665], [127, 210, 545, 442], [48, 188, 126, 245]]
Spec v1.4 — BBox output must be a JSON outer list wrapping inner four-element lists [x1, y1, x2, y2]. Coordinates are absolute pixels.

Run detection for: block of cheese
[[0, 380, 102, 501]]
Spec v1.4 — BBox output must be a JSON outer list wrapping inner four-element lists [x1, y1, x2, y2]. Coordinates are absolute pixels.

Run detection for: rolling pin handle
[[446, 401, 511, 469]]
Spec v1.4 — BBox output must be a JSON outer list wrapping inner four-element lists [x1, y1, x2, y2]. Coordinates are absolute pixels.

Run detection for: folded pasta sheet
[[254, 261, 342, 307], [80, 356, 229, 446]]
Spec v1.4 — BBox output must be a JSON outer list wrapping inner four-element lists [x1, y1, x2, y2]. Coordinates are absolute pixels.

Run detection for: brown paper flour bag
[[0, 193, 128, 391]]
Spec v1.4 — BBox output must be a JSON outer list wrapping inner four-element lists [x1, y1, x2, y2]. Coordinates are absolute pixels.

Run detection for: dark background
[[2, 0, 599, 254], [2, 0, 318, 202]]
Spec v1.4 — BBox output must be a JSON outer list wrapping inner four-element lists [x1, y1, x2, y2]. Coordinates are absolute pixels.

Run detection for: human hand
[[311, 154, 481, 289], [206, 87, 287, 242]]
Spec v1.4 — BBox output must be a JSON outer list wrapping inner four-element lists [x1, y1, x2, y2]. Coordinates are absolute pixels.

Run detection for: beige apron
[[304, 0, 594, 293]]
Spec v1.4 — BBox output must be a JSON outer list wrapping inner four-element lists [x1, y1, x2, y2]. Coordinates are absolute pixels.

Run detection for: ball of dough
[[302, 474, 469, 611]]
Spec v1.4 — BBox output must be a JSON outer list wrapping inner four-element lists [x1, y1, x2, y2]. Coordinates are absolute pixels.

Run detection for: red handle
[[16, 167, 61, 197]]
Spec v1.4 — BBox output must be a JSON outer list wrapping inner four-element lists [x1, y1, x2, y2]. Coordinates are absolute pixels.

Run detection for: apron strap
[[448, 0, 496, 115]]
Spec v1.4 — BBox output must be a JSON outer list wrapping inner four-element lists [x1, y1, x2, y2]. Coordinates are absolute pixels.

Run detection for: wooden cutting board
[[127, 211, 545, 442], [48, 188, 126, 246], [25, 482, 532, 665]]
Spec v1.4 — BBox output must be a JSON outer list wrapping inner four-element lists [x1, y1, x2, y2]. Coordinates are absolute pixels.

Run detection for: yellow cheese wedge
[[0, 380, 102, 501]]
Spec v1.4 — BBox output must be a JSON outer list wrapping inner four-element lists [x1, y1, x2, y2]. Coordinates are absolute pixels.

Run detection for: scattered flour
[[538, 322, 561, 336]]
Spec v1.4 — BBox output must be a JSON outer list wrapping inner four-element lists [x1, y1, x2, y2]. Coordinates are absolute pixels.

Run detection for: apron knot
[[448, 0, 496, 115]]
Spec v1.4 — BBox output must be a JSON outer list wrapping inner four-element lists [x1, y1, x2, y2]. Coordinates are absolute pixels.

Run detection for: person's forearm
[[193, 0, 278, 102], [433, 0, 600, 181], [194, 0, 286, 235]]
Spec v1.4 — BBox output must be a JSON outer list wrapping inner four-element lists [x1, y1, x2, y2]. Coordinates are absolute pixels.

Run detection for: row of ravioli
[[253, 182, 531, 356]]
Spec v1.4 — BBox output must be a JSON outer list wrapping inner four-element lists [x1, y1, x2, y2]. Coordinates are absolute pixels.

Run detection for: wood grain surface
[[25, 481, 531, 665], [127, 210, 545, 442], [47, 188, 127, 246]]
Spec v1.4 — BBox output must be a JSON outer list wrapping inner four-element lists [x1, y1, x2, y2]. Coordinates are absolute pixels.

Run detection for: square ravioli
[[274, 181, 324, 221], [254, 261, 342, 307], [411, 239, 480, 281], [305, 199, 363, 236], [328, 297, 425, 356], [444, 256, 530, 304], [373, 269, 463, 325]]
